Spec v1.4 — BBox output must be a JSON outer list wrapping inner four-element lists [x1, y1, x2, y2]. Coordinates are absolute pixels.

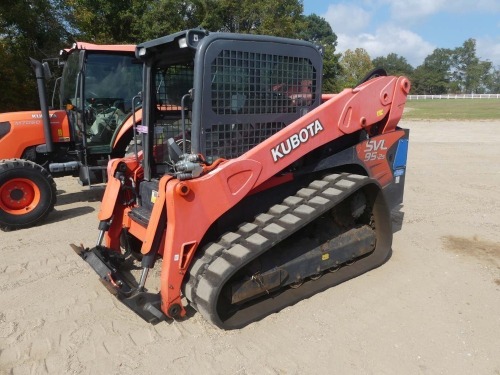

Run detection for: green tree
[[299, 14, 341, 93], [131, 0, 206, 41], [322, 45, 343, 93], [64, 0, 145, 43], [411, 48, 452, 94], [201, 0, 304, 37], [486, 67, 500, 93], [469, 60, 492, 94], [450, 38, 492, 93], [372, 53, 414, 77], [338, 48, 374, 88], [298, 14, 337, 46], [0, 0, 70, 111], [64, 0, 306, 42]]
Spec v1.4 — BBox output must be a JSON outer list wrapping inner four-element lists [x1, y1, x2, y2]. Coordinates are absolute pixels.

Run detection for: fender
[[112, 108, 143, 149]]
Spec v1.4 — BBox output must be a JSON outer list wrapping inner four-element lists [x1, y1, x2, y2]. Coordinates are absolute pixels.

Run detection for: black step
[[128, 206, 152, 227]]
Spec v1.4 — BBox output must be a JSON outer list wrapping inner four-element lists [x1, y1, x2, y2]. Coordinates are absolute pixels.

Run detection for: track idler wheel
[[167, 303, 182, 318]]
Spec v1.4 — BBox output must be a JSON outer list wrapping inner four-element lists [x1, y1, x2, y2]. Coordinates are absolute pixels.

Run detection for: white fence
[[408, 94, 500, 100]]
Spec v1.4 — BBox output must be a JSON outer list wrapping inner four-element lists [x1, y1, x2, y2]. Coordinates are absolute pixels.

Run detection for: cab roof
[[63, 42, 136, 55]]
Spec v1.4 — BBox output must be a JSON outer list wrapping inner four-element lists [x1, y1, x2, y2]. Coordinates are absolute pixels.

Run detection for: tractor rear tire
[[0, 159, 57, 230]]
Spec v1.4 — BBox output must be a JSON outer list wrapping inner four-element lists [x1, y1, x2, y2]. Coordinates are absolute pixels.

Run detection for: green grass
[[403, 99, 500, 120]]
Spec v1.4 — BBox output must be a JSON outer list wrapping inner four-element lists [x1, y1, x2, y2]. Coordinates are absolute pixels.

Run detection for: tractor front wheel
[[0, 159, 57, 230]]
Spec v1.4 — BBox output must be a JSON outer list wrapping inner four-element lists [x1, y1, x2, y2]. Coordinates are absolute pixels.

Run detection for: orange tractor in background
[[75, 29, 410, 329], [0, 42, 143, 230]]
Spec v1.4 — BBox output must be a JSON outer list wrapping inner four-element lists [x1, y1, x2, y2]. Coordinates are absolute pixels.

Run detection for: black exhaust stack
[[30, 58, 54, 153]]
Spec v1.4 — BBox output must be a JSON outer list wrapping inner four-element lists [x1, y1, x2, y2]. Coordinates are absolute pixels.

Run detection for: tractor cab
[[59, 43, 143, 154], [41, 42, 144, 184]]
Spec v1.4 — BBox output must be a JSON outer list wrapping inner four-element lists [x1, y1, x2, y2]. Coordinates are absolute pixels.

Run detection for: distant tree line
[[369, 39, 500, 95], [337, 38, 500, 95], [1, 0, 498, 112]]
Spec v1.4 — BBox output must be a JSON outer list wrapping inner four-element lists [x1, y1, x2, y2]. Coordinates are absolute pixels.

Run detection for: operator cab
[[136, 29, 323, 181]]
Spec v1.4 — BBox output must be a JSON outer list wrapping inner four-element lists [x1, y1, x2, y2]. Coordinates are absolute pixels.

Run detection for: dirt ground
[[1, 120, 499, 375]]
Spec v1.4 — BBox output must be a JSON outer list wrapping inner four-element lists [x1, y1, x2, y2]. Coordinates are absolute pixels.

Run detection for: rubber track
[[184, 173, 390, 329]]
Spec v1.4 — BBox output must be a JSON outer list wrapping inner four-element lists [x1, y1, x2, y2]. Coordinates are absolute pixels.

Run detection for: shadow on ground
[[44, 206, 96, 225], [56, 186, 106, 206]]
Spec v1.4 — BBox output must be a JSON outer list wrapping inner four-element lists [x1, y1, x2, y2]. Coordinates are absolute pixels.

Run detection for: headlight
[[178, 38, 188, 48]]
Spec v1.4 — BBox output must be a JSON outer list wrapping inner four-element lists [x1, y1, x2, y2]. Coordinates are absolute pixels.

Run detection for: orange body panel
[[141, 175, 172, 255], [321, 93, 337, 102], [356, 131, 405, 187], [126, 216, 148, 242], [160, 159, 263, 312], [99, 157, 142, 221], [0, 110, 70, 158]]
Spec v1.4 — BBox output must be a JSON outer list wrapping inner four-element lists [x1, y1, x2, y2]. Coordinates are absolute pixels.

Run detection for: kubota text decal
[[271, 119, 324, 162]]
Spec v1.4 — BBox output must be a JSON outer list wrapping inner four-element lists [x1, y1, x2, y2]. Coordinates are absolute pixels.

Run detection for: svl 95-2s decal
[[363, 139, 387, 161]]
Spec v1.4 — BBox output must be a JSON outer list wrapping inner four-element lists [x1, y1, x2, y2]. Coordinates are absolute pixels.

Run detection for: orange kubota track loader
[[0, 42, 143, 230], [74, 29, 410, 329]]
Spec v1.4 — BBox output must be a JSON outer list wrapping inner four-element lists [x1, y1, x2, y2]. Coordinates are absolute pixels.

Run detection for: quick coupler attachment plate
[[70, 244, 166, 324]]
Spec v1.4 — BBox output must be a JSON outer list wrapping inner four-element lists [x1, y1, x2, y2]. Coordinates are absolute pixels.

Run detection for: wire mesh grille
[[155, 63, 193, 109], [153, 64, 193, 164], [205, 122, 286, 160], [205, 49, 317, 160], [211, 50, 316, 115]]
